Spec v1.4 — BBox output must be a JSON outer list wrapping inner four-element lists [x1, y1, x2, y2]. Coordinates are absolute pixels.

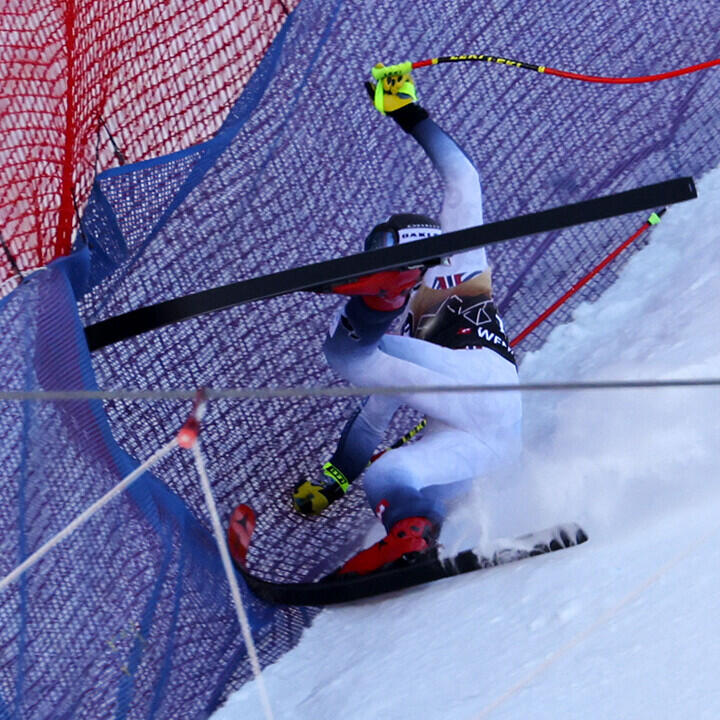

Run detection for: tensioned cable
[[192, 440, 275, 720], [0, 230, 23, 280], [0, 399, 275, 716], [0, 437, 177, 593], [1, 377, 719, 402]]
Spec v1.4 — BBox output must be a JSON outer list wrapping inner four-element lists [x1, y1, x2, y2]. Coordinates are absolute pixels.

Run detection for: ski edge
[[235, 522, 588, 606]]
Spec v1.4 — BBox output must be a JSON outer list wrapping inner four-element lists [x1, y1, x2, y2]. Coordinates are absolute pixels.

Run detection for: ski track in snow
[[213, 167, 720, 720]]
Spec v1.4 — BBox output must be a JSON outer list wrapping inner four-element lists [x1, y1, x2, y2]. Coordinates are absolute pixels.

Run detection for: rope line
[[192, 441, 275, 720], [0, 405, 275, 717], [0, 437, 177, 593], [1, 377, 719, 402]]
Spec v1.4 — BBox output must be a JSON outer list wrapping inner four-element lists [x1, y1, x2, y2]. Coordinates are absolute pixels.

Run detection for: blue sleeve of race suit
[[408, 115, 484, 233]]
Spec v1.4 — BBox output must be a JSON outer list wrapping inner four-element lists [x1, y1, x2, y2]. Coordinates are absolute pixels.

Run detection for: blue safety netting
[[2, 1, 719, 718], [0, 255, 314, 718]]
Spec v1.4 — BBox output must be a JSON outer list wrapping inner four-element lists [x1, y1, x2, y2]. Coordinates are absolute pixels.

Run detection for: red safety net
[[0, 0, 295, 295]]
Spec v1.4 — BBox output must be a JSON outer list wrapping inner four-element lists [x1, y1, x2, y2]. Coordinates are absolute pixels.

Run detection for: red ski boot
[[227, 504, 256, 568], [336, 517, 439, 577]]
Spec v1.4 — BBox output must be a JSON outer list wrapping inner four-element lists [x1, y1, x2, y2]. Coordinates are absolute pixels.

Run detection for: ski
[[85, 177, 696, 350], [227, 505, 588, 606]]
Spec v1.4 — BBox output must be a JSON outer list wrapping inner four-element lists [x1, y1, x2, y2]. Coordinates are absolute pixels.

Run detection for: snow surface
[[214, 167, 720, 720]]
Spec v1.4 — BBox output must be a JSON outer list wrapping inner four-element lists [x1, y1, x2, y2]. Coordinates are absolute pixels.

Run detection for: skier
[[292, 65, 522, 576]]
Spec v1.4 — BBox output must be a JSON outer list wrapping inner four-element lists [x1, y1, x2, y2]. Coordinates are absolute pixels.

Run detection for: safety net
[[0, 255, 313, 719], [2, 0, 720, 718], [0, 0, 293, 295]]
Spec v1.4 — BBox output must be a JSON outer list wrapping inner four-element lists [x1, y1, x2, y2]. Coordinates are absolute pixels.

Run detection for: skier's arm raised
[[370, 64, 484, 234], [369, 64, 492, 306]]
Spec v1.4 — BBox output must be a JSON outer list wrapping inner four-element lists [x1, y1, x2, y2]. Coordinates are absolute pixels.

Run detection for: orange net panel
[[0, 0, 295, 295]]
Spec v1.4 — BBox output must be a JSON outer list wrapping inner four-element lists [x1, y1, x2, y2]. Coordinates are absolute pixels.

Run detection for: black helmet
[[364, 213, 441, 251]]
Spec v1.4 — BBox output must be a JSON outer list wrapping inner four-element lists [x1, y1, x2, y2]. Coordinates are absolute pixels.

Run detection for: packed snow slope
[[214, 167, 720, 720]]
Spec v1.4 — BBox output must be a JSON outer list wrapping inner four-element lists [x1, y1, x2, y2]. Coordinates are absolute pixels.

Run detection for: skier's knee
[[364, 454, 424, 507]]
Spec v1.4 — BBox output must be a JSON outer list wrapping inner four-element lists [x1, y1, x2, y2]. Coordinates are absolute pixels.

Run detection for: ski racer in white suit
[[293, 66, 522, 576]]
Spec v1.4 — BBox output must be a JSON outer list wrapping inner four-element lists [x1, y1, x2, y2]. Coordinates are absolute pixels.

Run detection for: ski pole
[[510, 209, 665, 347], [369, 417, 427, 464], [372, 55, 720, 85]]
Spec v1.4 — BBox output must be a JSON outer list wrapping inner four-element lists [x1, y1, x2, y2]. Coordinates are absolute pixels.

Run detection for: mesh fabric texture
[[80, 0, 720, 586], [2, 0, 720, 717], [0, 0, 295, 294]]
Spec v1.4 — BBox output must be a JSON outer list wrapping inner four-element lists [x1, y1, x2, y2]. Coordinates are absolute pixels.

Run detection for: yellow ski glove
[[367, 62, 417, 114]]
